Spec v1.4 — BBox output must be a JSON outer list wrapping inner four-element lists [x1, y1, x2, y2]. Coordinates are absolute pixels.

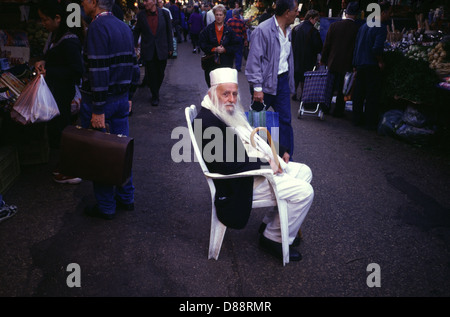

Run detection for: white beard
[[201, 88, 286, 171], [206, 86, 251, 131]]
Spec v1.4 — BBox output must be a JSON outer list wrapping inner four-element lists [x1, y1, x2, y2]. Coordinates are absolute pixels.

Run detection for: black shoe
[[116, 200, 134, 211], [84, 205, 114, 220], [259, 235, 302, 261], [291, 237, 301, 247], [259, 222, 301, 247], [151, 97, 159, 107]]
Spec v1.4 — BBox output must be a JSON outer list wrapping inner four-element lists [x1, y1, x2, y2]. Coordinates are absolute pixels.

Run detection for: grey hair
[[97, 0, 114, 11], [232, 8, 241, 17], [213, 4, 227, 15]]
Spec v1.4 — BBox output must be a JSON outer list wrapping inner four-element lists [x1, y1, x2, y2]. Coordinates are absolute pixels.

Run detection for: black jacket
[[292, 20, 323, 80], [199, 22, 240, 69], [134, 8, 173, 61], [44, 33, 83, 113], [194, 107, 264, 229]]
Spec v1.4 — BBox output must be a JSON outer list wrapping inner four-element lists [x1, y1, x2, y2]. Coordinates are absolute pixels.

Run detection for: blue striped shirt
[[81, 13, 140, 114]]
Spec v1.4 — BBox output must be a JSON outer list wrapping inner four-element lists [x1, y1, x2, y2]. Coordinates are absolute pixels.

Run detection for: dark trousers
[[330, 71, 346, 116], [352, 65, 382, 129], [144, 56, 167, 102], [190, 33, 200, 49], [263, 72, 294, 158]]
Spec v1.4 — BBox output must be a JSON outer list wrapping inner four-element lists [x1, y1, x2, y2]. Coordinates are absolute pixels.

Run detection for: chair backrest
[[185, 105, 209, 174]]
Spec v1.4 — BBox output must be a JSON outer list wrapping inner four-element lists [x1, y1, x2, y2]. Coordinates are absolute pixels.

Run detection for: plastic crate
[[0, 146, 20, 194]]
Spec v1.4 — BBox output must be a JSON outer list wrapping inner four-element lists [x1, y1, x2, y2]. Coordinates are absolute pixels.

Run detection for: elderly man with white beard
[[194, 68, 314, 262]]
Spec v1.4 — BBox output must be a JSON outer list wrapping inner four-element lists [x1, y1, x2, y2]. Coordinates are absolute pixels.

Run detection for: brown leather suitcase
[[59, 125, 134, 186]]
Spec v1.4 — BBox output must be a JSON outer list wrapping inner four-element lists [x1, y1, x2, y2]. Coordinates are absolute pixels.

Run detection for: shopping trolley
[[297, 66, 334, 120]]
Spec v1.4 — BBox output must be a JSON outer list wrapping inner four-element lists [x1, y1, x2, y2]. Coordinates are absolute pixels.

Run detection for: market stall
[[378, 3, 450, 147]]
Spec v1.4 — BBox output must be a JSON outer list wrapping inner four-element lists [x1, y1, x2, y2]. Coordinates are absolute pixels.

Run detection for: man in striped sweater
[[80, 0, 140, 220]]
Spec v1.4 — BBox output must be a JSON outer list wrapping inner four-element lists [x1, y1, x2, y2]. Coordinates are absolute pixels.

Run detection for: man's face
[[216, 83, 239, 114], [81, 0, 96, 18], [157, 0, 163, 8], [143, 0, 157, 11], [286, 1, 299, 25]]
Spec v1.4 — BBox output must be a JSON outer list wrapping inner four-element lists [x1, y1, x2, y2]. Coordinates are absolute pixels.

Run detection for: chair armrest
[[204, 168, 274, 180]]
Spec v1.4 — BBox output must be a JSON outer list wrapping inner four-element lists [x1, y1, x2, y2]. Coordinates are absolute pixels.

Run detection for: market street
[[1, 40, 450, 298]]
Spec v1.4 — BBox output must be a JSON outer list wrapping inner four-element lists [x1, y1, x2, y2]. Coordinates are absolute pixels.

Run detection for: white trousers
[[253, 161, 314, 244]]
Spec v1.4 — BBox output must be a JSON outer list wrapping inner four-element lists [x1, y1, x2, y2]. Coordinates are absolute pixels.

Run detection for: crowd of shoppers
[[28, 0, 393, 221]]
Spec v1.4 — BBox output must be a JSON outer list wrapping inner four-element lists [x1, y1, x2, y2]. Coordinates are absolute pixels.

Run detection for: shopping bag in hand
[[245, 101, 279, 145], [11, 74, 60, 125]]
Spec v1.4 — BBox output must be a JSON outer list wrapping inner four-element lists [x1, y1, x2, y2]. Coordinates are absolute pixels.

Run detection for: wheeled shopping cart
[[297, 67, 334, 120]]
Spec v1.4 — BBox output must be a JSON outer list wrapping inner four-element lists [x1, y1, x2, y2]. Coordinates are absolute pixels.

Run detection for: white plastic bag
[[11, 74, 60, 125], [342, 71, 355, 96]]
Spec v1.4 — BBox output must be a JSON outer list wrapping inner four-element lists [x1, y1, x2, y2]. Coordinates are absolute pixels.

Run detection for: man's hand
[[269, 158, 283, 175], [282, 152, 290, 163], [253, 90, 264, 103], [91, 113, 106, 129], [128, 100, 132, 113]]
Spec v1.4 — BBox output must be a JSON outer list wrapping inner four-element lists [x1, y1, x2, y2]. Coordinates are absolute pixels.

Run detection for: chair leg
[[208, 205, 227, 260], [277, 200, 290, 266]]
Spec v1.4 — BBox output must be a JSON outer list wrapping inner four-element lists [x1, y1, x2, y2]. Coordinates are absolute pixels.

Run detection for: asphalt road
[[1, 40, 450, 301]]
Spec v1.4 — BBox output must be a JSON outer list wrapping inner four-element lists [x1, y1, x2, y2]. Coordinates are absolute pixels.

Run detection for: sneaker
[[0, 201, 18, 223], [53, 173, 82, 184], [84, 205, 114, 220], [192, 49, 196, 53]]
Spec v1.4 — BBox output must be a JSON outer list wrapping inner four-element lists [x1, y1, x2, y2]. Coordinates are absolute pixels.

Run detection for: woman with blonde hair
[[199, 4, 240, 87]]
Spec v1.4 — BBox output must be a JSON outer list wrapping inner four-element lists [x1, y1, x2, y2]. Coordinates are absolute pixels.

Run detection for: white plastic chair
[[185, 105, 291, 266]]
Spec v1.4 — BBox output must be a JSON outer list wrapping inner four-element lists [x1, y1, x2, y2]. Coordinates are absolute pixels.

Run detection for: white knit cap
[[209, 67, 238, 86]]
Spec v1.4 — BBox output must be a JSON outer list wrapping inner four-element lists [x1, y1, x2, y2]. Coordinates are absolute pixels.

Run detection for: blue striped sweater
[[81, 13, 140, 114]]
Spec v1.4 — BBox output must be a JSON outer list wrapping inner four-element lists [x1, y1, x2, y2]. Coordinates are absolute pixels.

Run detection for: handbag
[[201, 52, 220, 71], [11, 74, 60, 125], [59, 125, 134, 186], [245, 102, 280, 145]]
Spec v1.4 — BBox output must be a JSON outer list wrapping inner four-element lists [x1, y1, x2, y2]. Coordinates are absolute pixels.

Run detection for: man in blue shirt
[[81, 0, 140, 220], [352, 1, 392, 129]]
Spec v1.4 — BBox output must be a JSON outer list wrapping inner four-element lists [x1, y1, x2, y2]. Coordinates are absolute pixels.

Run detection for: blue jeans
[[80, 93, 135, 215], [263, 73, 294, 158]]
